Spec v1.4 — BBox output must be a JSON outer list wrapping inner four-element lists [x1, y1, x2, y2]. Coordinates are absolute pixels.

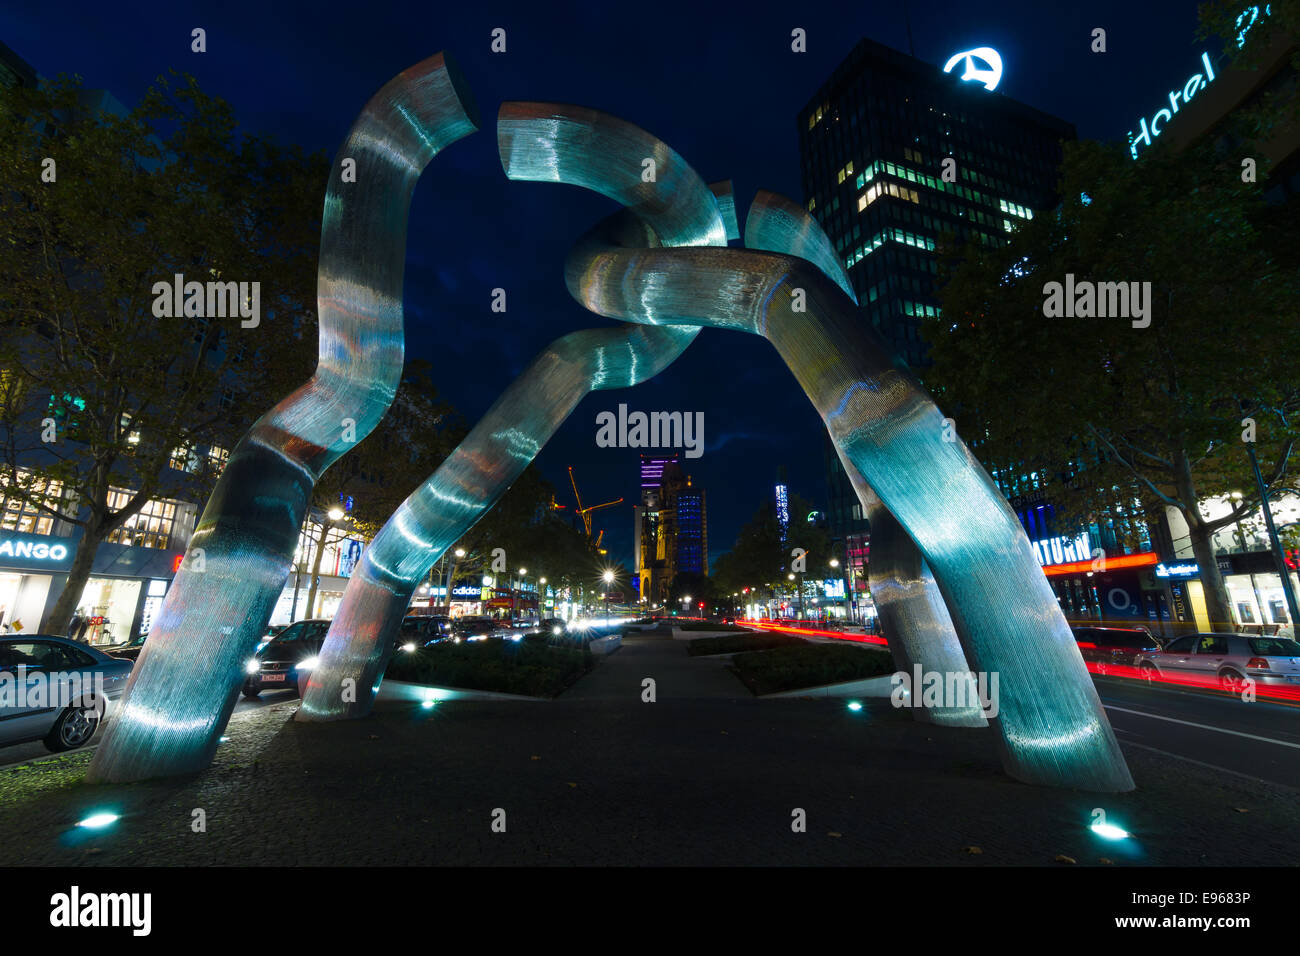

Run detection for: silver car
[[1135, 632, 1300, 692], [0, 635, 133, 752]]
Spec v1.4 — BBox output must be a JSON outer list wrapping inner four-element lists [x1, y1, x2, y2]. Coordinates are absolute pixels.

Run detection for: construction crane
[[568, 466, 623, 543]]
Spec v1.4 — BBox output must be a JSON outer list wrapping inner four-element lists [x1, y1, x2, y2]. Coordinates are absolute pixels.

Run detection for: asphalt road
[[1097, 675, 1300, 789]]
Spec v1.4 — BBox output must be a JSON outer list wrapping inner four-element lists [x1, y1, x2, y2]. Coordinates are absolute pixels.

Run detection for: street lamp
[[603, 569, 615, 623]]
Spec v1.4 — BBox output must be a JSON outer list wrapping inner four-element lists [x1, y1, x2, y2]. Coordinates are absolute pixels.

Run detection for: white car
[[1135, 632, 1300, 692], [0, 635, 133, 752]]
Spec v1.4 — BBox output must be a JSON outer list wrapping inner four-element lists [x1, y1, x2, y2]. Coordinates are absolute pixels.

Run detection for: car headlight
[[297, 656, 319, 671], [402, 642, 417, 652], [245, 659, 260, 674], [552, 626, 562, 635]]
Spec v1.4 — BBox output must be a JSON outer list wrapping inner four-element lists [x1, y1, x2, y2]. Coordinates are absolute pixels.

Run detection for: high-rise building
[[798, 38, 1076, 600], [633, 455, 708, 606]]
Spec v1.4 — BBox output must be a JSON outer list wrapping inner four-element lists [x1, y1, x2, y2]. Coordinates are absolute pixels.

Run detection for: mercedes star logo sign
[[942, 46, 1003, 91]]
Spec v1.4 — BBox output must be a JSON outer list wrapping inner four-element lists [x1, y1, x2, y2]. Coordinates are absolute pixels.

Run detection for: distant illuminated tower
[[635, 454, 708, 603], [775, 482, 790, 544]]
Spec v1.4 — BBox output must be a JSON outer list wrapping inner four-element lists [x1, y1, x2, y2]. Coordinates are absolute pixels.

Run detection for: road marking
[[1104, 704, 1300, 750], [1119, 740, 1299, 792]]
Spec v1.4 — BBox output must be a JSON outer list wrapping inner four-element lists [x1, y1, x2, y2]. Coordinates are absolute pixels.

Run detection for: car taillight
[[1077, 642, 1096, 649], [1247, 657, 1270, 670]]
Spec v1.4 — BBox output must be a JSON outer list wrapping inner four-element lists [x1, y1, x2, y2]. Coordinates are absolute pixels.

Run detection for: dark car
[[104, 634, 147, 662], [451, 617, 499, 642], [1071, 625, 1160, 671], [242, 619, 331, 698], [397, 615, 452, 649]]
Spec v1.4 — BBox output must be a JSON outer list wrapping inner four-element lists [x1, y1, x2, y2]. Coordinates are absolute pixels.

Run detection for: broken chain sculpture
[[562, 191, 1134, 792], [297, 102, 732, 720], [95, 52, 1132, 793], [87, 54, 479, 782]]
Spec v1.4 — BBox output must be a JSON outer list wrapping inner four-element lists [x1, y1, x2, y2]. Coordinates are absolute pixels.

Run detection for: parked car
[[0, 635, 133, 752], [1071, 625, 1160, 670], [104, 634, 147, 662], [242, 619, 331, 698], [1135, 632, 1300, 692]]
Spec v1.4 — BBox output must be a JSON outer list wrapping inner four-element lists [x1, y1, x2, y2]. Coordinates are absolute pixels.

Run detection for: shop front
[[73, 542, 185, 646], [0, 529, 76, 635], [1218, 551, 1296, 637], [0, 530, 183, 644], [268, 531, 366, 626]]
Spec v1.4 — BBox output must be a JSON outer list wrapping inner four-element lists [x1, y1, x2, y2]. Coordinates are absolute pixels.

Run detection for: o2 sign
[[943, 47, 1003, 91], [1128, 52, 1217, 159]]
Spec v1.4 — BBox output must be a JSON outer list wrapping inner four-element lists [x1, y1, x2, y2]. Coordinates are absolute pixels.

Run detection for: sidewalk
[[2, 670, 1298, 865], [559, 629, 746, 701]]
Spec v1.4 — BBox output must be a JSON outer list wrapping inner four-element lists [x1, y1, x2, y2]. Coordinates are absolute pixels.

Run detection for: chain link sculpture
[[562, 188, 1134, 792], [87, 54, 479, 782], [298, 102, 731, 720], [90, 53, 1133, 793]]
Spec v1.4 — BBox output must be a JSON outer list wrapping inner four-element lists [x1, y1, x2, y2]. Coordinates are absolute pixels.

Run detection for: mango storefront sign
[[0, 532, 77, 572]]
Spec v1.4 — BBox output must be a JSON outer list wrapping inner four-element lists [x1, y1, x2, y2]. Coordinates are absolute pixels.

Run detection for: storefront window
[[75, 576, 142, 645], [104, 488, 180, 550], [0, 469, 64, 536]]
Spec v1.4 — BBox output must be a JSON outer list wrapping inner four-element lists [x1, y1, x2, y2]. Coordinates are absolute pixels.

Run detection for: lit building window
[[207, 445, 229, 474], [105, 489, 180, 550], [0, 469, 64, 536], [170, 445, 201, 473]]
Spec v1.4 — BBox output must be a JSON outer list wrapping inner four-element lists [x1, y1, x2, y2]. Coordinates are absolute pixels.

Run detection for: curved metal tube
[[561, 192, 1134, 791], [744, 192, 983, 728], [297, 103, 729, 720], [87, 54, 479, 782], [847, 459, 987, 728]]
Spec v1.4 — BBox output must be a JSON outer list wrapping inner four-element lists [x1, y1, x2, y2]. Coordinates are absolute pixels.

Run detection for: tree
[[1198, 0, 1300, 143], [0, 73, 326, 633], [708, 495, 836, 614], [926, 136, 1300, 631]]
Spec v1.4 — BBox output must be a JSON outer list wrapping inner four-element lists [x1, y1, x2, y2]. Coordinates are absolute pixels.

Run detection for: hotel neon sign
[[1128, 51, 1218, 159]]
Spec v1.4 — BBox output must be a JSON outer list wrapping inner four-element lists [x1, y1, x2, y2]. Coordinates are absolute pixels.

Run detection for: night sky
[[1, 0, 1205, 569]]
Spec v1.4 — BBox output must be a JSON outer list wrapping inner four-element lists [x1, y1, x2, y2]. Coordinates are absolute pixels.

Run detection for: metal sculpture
[[741, 191, 984, 729], [297, 103, 730, 720], [91, 52, 1132, 792], [561, 188, 1135, 792], [86, 54, 479, 782]]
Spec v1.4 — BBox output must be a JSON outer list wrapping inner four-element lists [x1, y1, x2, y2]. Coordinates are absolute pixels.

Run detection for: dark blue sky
[[1, 0, 1207, 569]]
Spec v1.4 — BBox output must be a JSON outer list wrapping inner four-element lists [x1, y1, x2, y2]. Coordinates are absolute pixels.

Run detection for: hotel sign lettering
[[1128, 52, 1217, 159]]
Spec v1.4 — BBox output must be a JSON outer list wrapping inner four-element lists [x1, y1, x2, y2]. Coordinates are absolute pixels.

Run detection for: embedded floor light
[[77, 812, 120, 830], [1089, 821, 1131, 840]]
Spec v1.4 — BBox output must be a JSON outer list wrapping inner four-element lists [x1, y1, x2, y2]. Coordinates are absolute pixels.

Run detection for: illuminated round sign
[[942, 47, 1003, 91]]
